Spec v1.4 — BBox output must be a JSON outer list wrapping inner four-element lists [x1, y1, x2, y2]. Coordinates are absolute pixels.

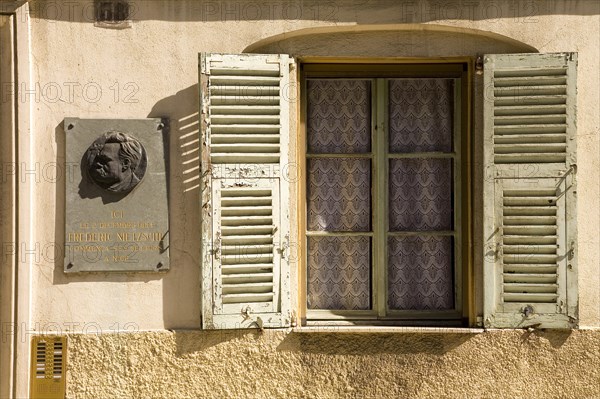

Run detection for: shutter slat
[[494, 95, 566, 106], [495, 134, 566, 144], [222, 293, 274, 304], [494, 115, 566, 125], [503, 274, 557, 283], [210, 76, 280, 85], [494, 85, 566, 96], [210, 66, 279, 76], [211, 154, 280, 163], [494, 154, 566, 164], [211, 143, 280, 153], [494, 105, 566, 116], [222, 253, 274, 264], [503, 235, 557, 245], [503, 245, 557, 254], [503, 206, 557, 215], [210, 115, 280, 124], [211, 86, 280, 96], [212, 134, 280, 144], [221, 264, 274, 274], [211, 105, 280, 114], [222, 283, 274, 294], [222, 206, 272, 216], [211, 124, 280, 134], [211, 96, 280, 105], [494, 143, 566, 153], [494, 124, 566, 135], [503, 264, 558, 273], [493, 76, 566, 86], [503, 293, 559, 303], [493, 68, 567, 77]]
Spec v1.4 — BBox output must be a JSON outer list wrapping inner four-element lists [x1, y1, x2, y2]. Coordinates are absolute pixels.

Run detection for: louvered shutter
[[483, 53, 578, 329], [200, 53, 292, 329]]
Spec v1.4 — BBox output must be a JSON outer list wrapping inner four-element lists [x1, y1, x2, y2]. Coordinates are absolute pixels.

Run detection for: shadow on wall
[[21, 0, 600, 24], [52, 84, 202, 329], [277, 332, 473, 355], [149, 84, 202, 328]]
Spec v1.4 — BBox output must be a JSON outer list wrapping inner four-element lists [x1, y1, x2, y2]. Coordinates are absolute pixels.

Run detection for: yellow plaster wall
[[66, 329, 600, 398]]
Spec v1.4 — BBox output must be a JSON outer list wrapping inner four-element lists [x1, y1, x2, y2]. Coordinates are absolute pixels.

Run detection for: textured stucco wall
[[66, 329, 600, 399]]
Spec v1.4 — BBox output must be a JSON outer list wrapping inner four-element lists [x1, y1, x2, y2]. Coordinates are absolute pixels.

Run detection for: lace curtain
[[306, 78, 454, 312]]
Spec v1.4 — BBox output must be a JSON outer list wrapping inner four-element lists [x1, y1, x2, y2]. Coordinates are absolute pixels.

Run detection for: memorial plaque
[[64, 118, 169, 272]]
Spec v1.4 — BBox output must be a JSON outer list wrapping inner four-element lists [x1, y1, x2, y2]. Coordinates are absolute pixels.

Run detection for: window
[[301, 63, 470, 326], [199, 52, 578, 330]]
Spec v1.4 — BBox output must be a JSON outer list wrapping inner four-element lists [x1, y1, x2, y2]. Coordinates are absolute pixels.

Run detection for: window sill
[[292, 326, 484, 334]]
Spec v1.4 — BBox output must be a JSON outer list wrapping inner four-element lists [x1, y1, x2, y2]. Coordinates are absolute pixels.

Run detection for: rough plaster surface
[[66, 330, 600, 398]]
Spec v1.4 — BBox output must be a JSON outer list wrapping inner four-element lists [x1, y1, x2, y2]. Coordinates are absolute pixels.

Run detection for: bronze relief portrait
[[85, 132, 148, 194]]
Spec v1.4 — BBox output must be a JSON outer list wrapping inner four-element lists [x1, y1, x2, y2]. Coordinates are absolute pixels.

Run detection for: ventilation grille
[[220, 187, 275, 305], [493, 67, 568, 164], [501, 188, 559, 304], [31, 336, 66, 399], [95, 1, 130, 23], [208, 64, 282, 164]]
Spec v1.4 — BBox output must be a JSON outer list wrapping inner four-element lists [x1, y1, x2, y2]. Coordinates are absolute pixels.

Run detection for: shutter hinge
[[568, 240, 576, 261], [241, 306, 264, 330], [277, 234, 290, 260], [211, 232, 221, 259], [557, 300, 564, 313]]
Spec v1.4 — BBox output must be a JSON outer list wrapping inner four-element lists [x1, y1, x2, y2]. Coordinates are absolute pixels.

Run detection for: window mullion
[[374, 78, 387, 318]]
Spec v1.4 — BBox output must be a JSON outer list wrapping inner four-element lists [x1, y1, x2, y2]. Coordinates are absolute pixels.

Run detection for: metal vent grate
[[95, 0, 130, 23], [493, 67, 568, 164], [501, 188, 559, 304], [30, 336, 66, 399], [207, 60, 282, 164], [220, 187, 275, 305]]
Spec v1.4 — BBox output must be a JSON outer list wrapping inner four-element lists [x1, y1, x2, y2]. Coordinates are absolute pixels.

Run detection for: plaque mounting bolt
[[157, 262, 164, 269]]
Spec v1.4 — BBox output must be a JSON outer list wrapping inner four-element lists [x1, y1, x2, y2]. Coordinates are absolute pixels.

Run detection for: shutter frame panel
[[200, 53, 292, 329], [483, 53, 578, 329]]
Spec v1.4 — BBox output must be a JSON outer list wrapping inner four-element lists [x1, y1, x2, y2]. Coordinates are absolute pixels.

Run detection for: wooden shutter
[[483, 53, 577, 329], [200, 53, 292, 329]]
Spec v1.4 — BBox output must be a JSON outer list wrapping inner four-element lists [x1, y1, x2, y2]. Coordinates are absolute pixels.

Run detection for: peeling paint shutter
[[483, 53, 577, 329], [200, 53, 292, 329]]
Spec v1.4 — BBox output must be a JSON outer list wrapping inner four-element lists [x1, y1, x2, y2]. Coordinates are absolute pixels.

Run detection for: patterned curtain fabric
[[307, 237, 371, 310], [307, 158, 371, 232], [388, 236, 454, 310], [389, 79, 453, 152], [389, 158, 453, 231], [307, 79, 371, 153], [388, 78, 454, 310], [306, 78, 454, 313]]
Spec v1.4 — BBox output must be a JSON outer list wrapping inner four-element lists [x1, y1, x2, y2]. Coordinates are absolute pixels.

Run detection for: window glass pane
[[389, 78, 453, 153], [388, 236, 454, 310], [307, 236, 371, 310], [307, 79, 371, 154], [308, 158, 371, 232], [389, 158, 453, 231]]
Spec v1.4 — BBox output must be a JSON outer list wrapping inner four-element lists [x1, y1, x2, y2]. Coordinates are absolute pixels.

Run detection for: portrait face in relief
[[85, 132, 147, 194]]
